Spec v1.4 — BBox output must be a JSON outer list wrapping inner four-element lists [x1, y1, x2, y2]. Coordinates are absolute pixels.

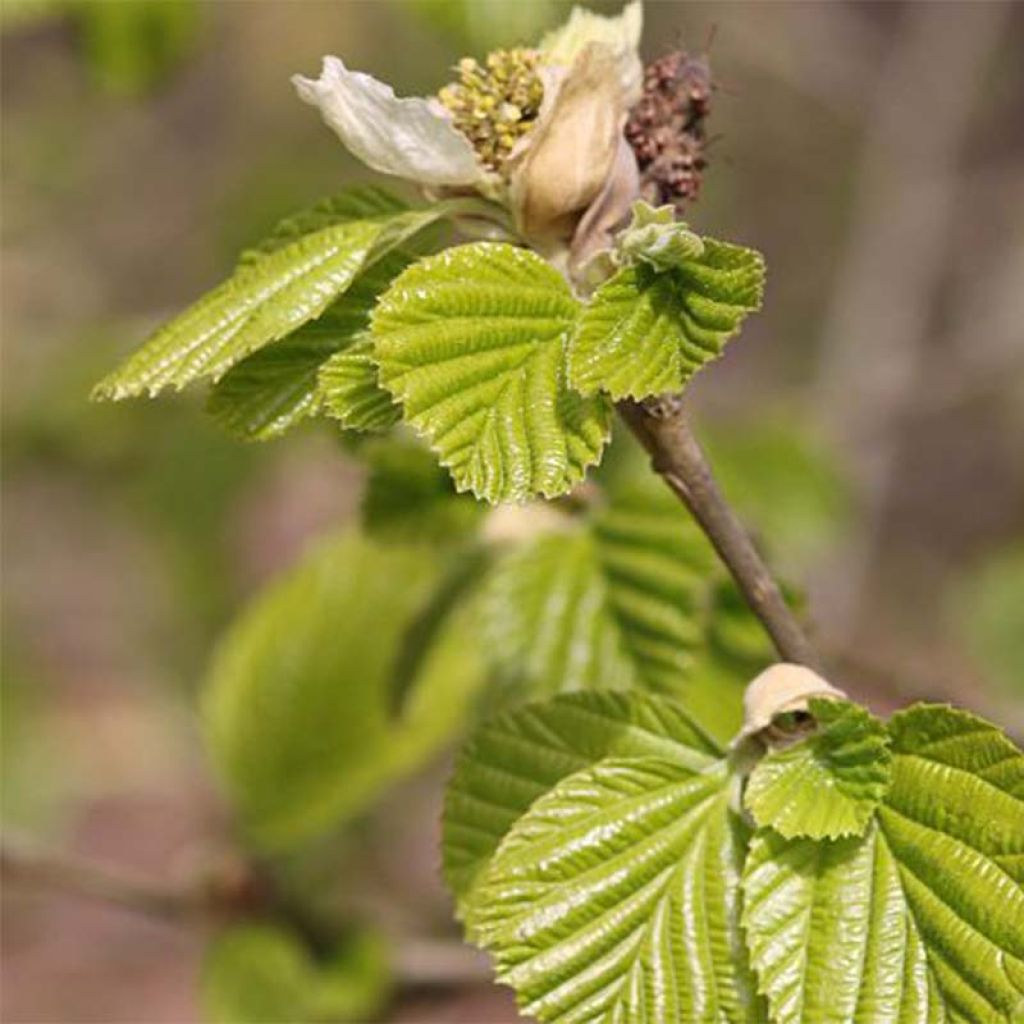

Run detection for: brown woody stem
[[618, 396, 820, 669]]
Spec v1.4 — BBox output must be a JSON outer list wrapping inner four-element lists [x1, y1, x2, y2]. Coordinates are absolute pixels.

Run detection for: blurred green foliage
[[202, 923, 391, 1024], [954, 542, 1024, 699]]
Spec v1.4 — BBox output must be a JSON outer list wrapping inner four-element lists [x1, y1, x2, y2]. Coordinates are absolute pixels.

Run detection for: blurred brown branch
[[1, 831, 490, 987], [619, 397, 819, 669]]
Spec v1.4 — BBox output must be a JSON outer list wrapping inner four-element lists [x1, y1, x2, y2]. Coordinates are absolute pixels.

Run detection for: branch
[[1, 831, 209, 922], [1, 831, 488, 988], [618, 396, 819, 669]]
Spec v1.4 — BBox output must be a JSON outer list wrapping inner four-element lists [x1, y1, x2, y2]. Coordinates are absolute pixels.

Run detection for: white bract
[[292, 3, 644, 264]]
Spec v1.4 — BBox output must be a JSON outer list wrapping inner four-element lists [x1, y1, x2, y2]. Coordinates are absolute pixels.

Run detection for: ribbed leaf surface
[[442, 690, 722, 904], [744, 698, 892, 839], [202, 532, 482, 850], [208, 250, 412, 440], [94, 199, 444, 399], [317, 337, 400, 432], [569, 239, 764, 400], [481, 487, 721, 698], [742, 704, 1024, 1023], [371, 243, 611, 503], [470, 757, 763, 1023]]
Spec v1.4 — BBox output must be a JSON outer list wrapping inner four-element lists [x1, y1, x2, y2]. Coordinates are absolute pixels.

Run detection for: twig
[[618, 396, 819, 669], [1, 832, 489, 988], [1, 832, 207, 922]]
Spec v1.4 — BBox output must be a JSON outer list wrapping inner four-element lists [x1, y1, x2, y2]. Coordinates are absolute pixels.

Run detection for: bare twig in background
[[811, 2, 1011, 637], [1, 831, 489, 988], [2, 831, 207, 922], [619, 397, 819, 669]]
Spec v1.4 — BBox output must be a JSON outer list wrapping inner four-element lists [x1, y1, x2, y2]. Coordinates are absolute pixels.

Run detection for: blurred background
[[2, 1, 1022, 1021]]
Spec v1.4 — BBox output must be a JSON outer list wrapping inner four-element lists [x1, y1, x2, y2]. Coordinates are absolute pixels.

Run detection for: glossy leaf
[[481, 486, 726, 699], [208, 249, 413, 441], [371, 242, 611, 503], [317, 336, 400, 432], [236, 186, 405, 266], [94, 196, 446, 400], [202, 531, 482, 850], [443, 690, 722, 904], [569, 239, 764, 400], [744, 697, 892, 839], [470, 757, 763, 1024], [742, 704, 1024, 1023]]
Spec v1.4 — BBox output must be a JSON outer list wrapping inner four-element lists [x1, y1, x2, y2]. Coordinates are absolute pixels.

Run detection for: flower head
[[292, 3, 646, 267]]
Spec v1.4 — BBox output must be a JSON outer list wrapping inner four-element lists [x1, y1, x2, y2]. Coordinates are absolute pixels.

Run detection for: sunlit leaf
[[208, 250, 412, 441], [94, 194, 447, 400], [371, 242, 611, 503], [742, 704, 1024, 1023], [443, 690, 721, 905], [469, 756, 763, 1023], [744, 697, 891, 839], [569, 239, 764, 400]]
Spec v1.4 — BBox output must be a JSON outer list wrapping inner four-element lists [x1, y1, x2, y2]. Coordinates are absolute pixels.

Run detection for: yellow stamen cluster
[[438, 48, 544, 172]]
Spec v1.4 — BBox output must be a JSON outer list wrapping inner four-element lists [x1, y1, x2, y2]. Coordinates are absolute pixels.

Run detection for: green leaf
[[236, 186, 406, 266], [361, 436, 483, 543], [443, 690, 722, 905], [202, 923, 391, 1024], [371, 242, 611, 503], [481, 486, 726, 699], [569, 239, 764, 401], [744, 697, 892, 839], [208, 250, 412, 441], [318, 336, 401, 432], [202, 531, 483, 850], [469, 756, 763, 1023], [742, 704, 1024, 1023], [94, 196, 447, 400]]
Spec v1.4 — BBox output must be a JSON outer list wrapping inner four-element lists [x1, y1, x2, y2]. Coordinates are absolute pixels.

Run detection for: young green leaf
[[202, 531, 483, 850], [371, 242, 611, 503], [481, 486, 722, 698], [569, 238, 764, 401], [744, 697, 892, 839], [94, 195, 447, 401], [236, 186, 406, 266], [742, 704, 1024, 1024], [208, 249, 413, 441], [469, 757, 763, 1024], [443, 690, 722, 904], [317, 336, 401, 432]]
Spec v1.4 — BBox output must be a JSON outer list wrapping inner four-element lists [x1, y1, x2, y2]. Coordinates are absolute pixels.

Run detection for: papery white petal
[[541, 1, 643, 104], [292, 57, 484, 187]]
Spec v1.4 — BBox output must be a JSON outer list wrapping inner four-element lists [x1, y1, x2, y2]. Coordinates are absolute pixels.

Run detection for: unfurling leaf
[[742, 704, 1024, 1024], [744, 697, 891, 839], [569, 237, 764, 401], [371, 242, 611, 503]]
